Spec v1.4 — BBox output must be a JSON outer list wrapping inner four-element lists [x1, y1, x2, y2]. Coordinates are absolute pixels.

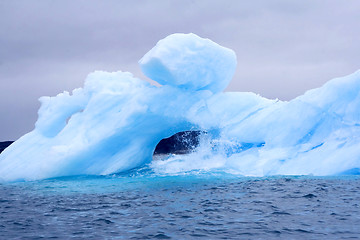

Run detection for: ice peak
[[139, 33, 237, 93]]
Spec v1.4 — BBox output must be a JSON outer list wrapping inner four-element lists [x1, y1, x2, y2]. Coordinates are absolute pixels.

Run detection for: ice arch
[[0, 71, 214, 181], [0, 33, 237, 181]]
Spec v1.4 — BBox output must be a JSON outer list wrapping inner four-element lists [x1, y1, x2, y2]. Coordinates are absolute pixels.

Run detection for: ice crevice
[[1, 33, 360, 181]]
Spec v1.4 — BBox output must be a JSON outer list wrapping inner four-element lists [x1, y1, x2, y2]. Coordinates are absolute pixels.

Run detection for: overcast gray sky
[[1, 0, 360, 141]]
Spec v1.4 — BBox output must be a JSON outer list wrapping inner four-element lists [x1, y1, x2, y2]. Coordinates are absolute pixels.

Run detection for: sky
[[1, 0, 360, 141]]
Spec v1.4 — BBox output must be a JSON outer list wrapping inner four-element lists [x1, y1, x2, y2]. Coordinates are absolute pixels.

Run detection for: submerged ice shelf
[[1, 33, 360, 181]]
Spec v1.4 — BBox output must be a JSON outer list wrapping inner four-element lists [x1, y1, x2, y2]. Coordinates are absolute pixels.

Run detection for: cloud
[[0, 0, 360, 140]]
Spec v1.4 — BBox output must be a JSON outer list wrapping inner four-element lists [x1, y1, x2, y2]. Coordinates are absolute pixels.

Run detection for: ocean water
[[0, 168, 359, 239]]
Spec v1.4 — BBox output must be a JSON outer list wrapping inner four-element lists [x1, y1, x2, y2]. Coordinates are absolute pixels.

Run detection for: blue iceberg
[[1, 33, 360, 181]]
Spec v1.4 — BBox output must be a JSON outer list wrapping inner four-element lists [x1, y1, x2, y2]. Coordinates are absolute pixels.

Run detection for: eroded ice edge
[[1, 33, 360, 182]]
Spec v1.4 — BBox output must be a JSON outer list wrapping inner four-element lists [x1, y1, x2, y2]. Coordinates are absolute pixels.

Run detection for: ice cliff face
[[0, 33, 360, 181]]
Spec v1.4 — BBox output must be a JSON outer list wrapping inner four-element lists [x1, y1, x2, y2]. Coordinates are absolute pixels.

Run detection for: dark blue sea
[[1, 169, 359, 239]]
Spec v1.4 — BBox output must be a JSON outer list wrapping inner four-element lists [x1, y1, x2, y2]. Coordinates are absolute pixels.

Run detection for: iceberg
[[0, 33, 360, 181]]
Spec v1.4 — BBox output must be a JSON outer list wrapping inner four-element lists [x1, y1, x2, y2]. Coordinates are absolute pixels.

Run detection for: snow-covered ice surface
[[1, 33, 360, 181]]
